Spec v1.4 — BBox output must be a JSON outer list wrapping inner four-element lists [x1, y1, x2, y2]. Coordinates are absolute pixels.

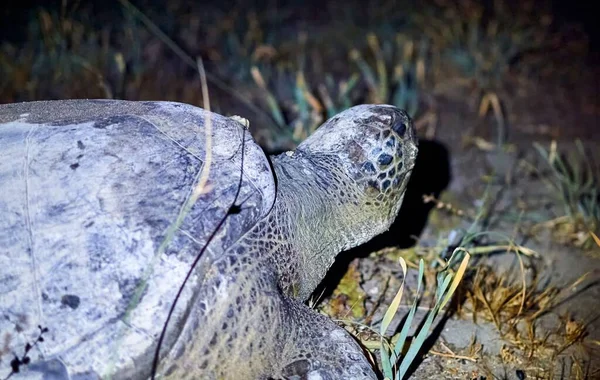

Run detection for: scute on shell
[[0, 100, 275, 379]]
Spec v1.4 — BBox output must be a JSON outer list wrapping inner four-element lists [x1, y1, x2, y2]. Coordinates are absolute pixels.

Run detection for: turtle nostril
[[392, 120, 406, 137]]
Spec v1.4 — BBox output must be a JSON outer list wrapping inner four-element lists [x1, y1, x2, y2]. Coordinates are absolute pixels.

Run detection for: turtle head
[[294, 104, 418, 247], [270, 105, 418, 299]]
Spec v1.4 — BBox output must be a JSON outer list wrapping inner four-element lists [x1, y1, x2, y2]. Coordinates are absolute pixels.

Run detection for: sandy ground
[[314, 72, 600, 378]]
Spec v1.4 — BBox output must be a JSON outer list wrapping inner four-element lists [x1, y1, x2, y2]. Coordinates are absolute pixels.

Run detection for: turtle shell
[[0, 100, 276, 379]]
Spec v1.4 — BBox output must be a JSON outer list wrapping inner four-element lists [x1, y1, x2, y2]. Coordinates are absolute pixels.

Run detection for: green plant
[[350, 33, 427, 118], [417, 1, 551, 89], [251, 64, 322, 145], [115, 0, 282, 130], [414, 1, 554, 148], [250, 59, 360, 146], [422, 186, 539, 264], [533, 140, 600, 249], [378, 249, 470, 380], [199, 8, 284, 83], [317, 72, 360, 119], [0, 7, 132, 101]]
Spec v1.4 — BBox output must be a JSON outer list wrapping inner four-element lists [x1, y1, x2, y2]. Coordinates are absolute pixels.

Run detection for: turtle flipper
[[158, 254, 375, 380], [277, 300, 376, 380]]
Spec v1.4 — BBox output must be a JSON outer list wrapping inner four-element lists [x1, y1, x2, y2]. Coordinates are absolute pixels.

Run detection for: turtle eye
[[392, 120, 406, 137]]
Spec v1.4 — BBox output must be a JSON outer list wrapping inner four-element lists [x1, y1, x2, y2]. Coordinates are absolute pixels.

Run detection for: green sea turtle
[[0, 100, 418, 379]]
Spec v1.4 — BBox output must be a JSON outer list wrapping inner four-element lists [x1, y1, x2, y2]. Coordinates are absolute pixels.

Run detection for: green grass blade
[[350, 49, 378, 95], [398, 272, 453, 379], [339, 73, 360, 111], [381, 341, 394, 380]]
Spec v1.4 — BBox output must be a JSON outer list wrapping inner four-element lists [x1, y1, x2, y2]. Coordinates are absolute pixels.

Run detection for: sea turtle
[[0, 100, 418, 379]]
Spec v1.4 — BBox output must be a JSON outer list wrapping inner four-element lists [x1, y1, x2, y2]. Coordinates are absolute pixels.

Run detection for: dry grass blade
[[467, 244, 538, 258], [192, 57, 213, 200], [380, 257, 408, 377], [413, 111, 438, 139], [461, 260, 596, 374], [515, 249, 526, 318], [110, 53, 219, 379], [380, 257, 408, 336], [478, 91, 505, 146], [250, 66, 286, 128], [367, 33, 388, 103], [429, 341, 479, 363], [148, 54, 218, 379], [592, 231, 600, 247]]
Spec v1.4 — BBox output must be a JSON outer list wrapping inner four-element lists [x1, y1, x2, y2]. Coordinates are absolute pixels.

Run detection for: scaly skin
[[161, 105, 418, 379]]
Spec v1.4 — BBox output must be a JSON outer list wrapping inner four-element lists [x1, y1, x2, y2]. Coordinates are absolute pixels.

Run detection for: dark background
[[1, 0, 598, 51]]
